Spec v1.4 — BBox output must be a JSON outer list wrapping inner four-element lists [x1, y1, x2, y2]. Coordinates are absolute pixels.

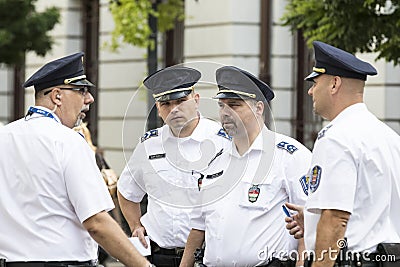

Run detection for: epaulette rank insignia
[[317, 125, 332, 140], [277, 141, 298, 154], [141, 129, 158, 143], [217, 128, 232, 140]]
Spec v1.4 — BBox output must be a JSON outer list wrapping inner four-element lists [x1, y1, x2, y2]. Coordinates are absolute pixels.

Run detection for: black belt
[[258, 258, 295, 267], [150, 240, 184, 257], [6, 260, 97, 267]]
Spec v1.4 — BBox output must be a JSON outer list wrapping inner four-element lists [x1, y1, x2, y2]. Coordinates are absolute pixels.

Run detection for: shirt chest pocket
[[238, 180, 282, 210], [144, 158, 174, 176], [144, 157, 197, 189], [142, 159, 176, 194]]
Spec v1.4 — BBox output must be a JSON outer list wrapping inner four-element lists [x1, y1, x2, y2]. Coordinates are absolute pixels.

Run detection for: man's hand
[[83, 211, 150, 267], [132, 226, 148, 248], [118, 192, 148, 248], [284, 202, 304, 239]]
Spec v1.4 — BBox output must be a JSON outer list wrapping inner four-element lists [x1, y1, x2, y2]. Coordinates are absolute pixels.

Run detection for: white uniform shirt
[[191, 127, 312, 267], [304, 103, 400, 252], [118, 117, 231, 248], [0, 106, 114, 261]]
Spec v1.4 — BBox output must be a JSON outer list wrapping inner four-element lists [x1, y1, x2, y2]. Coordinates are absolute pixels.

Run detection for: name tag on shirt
[[149, 153, 166, 160]]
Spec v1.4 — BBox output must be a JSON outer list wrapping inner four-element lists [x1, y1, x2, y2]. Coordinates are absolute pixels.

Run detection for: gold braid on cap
[[64, 75, 87, 84], [152, 86, 194, 98], [313, 67, 326, 74], [218, 89, 256, 99]]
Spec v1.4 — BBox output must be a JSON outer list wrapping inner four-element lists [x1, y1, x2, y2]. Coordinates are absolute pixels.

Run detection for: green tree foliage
[[0, 0, 60, 65], [108, 0, 184, 50], [281, 0, 400, 65]]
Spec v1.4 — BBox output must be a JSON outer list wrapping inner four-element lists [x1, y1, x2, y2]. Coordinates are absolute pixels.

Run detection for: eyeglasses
[[59, 87, 89, 96], [44, 87, 89, 96]]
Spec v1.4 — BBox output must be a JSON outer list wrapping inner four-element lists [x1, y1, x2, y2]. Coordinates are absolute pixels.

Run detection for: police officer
[[0, 53, 150, 267], [117, 66, 231, 267], [288, 41, 400, 267], [180, 66, 312, 267]]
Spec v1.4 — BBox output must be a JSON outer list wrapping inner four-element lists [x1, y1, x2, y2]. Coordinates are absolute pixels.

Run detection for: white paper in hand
[[128, 236, 151, 256]]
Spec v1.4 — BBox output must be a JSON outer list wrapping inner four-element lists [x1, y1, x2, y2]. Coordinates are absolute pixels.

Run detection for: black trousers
[[148, 240, 183, 267], [5, 261, 97, 267], [259, 258, 296, 267], [147, 254, 181, 267]]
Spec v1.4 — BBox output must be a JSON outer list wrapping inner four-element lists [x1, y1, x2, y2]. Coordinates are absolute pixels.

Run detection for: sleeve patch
[[217, 128, 232, 140], [309, 165, 322, 193], [299, 175, 309, 196], [277, 141, 298, 154], [141, 129, 158, 142]]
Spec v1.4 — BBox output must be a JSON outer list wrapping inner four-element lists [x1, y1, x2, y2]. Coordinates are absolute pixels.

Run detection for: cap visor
[[304, 72, 321, 81]]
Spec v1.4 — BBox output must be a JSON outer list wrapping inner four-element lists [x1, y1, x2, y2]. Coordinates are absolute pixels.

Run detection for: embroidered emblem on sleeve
[[217, 128, 232, 140], [277, 141, 298, 154], [310, 165, 322, 193], [299, 175, 310, 196], [248, 184, 260, 203], [141, 129, 158, 143]]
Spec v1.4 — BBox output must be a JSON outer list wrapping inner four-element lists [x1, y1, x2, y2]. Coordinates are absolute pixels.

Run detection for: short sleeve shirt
[[118, 117, 231, 248], [304, 103, 400, 252], [0, 107, 114, 261], [190, 127, 312, 266]]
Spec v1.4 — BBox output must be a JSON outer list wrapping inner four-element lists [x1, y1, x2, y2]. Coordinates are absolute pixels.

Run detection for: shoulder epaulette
[[217, 128, 232, 140], [317, 125, 333, 140], [141, 129, 159, 143], [277, 141, 298, 154]]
